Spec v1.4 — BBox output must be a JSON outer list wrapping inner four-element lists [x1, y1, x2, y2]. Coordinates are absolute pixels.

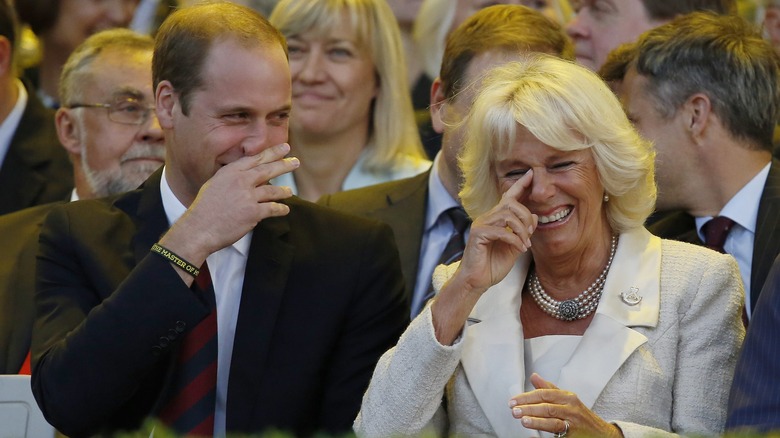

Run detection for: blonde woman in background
[[269, 0, 430, 202]]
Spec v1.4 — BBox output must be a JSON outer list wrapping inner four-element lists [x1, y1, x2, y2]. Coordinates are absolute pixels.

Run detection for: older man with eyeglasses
[[0, 28, 162, 375]]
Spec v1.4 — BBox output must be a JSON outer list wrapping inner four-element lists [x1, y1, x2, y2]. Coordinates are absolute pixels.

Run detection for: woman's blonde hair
[[459, 55, 656, 233], [270, 0, 426, 171]]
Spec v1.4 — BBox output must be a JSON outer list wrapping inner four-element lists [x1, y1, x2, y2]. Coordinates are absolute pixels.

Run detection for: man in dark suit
[[0, 1, 71, 215], [30, 3, 407, 437], [618, 12, 780, 320], [319, 5, 573, 317], [727, 252, 780, 432], [0, 28, 164, 375]]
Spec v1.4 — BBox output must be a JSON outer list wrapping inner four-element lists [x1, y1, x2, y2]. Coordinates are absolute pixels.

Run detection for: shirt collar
[[159, 167, 252, 257], [695, 162, 770, 236], [425, 152, 461, 231]]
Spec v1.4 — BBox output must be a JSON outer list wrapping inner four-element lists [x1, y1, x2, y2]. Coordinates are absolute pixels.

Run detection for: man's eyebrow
[[272, 104, 292, 114], [110, 87, 146, 102]]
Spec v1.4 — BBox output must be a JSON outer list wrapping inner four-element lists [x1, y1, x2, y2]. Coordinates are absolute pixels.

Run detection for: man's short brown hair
[[152, 1, 286, 115], [439, 4, 574, 99]]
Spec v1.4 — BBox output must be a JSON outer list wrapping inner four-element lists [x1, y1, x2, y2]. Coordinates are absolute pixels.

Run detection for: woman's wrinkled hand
[[431, 171, 538, 345], [509, 373, 624, 438], [456, 170, 538, 294]]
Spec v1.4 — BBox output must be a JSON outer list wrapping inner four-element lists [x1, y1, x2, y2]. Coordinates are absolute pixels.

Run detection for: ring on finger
[[553, 419, 570, 438]]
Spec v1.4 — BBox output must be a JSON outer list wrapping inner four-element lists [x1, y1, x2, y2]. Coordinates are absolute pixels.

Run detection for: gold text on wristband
[[150, 243, 201, 278]]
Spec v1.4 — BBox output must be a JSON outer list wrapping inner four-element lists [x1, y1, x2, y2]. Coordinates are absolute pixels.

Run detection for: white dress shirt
[[695, 162, 770, 317], [411, 153, 467, 317], [160, 168, 251, 437]]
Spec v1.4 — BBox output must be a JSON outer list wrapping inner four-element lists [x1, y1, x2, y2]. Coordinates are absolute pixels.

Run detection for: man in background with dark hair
[[619, 12, 780, 322], [0, 0, 70, 215], [566, 0, 736, 71]]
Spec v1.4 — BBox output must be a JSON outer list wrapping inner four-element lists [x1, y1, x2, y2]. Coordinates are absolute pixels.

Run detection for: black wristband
[[150, 243, 201, 278]]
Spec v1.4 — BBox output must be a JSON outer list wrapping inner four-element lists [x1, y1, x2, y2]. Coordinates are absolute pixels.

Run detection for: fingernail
[[512, 406, 522, 417], [287, 157, 300, 167], [527, 225, 534, 234], [525, 238, 532, 248], [522, 417, 531, 426], [508, 399, 517, 407]]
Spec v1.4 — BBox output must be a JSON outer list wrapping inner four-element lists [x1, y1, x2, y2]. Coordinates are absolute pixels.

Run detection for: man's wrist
[[150, 243, 201, 278]]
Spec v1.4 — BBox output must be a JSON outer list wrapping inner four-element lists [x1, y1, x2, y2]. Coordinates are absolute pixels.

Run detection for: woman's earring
[[603, 193, 610, 202]]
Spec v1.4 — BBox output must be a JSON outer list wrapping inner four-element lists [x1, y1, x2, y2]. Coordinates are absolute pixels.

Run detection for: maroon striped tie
[[703, 217, 748, 327], [159, 262, 218, 435], [703, 216, 735, 254]]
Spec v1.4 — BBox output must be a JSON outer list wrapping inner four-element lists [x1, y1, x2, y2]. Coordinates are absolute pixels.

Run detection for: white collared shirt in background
[[411, 152, 467, 317]]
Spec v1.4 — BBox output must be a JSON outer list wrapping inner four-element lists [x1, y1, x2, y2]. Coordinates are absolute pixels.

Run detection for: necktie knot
[[703, 216, 736, 254], [418, 207, 472, 312], [444, 207, 471, 236]]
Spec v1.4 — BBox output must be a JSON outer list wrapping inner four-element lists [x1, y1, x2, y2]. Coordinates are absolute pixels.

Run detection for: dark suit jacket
[[727, 252, 780, 432], [648, 159, 780, 311], [0, 202, 61, 374], [31, 169, 408, 437], [319, 170, 429, 307], [0, 87, 72, 215]]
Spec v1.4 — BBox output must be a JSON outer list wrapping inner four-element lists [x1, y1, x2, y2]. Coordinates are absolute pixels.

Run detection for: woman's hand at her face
[[457, 170, 538, 293], [431, 171, 538, 345], [509, 373, 624, 438]]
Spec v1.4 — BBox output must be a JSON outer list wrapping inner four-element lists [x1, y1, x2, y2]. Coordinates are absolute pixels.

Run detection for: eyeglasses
[[67, 98, 156, 125]]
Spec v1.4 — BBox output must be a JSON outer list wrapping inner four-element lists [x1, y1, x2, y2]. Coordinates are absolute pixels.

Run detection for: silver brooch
[[620, 287, 642, 306]]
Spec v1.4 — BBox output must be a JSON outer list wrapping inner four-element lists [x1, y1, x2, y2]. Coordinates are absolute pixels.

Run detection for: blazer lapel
[[558, 228, 660, 407], [751, 159, 780, 309], [460, 253, 531, 437], [126, 169, 170, 264], [374, 171, 429, 300], [118, 169, 185, 415], [459, 228, 661, 436], [226, 211, 293, 430]]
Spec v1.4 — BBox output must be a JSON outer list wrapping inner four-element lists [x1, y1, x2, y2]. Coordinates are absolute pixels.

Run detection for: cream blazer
[[355, 228, 745, 437]]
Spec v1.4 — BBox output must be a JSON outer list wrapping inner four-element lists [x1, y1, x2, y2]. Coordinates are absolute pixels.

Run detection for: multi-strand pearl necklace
[[528, 234, 618, 321]]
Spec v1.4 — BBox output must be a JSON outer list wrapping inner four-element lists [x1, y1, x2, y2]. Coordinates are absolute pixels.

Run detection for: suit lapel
[[558, 229, 660, 407], [226, 211, 293, 430], [460, 229, 660, 437], [119, 169, 183, 415], [126, 169, 170, 264], [373, 171, 429, 300], [0, 88, 69, 214], [0, 149, 44, 213], [751, 159, 780, 309]]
